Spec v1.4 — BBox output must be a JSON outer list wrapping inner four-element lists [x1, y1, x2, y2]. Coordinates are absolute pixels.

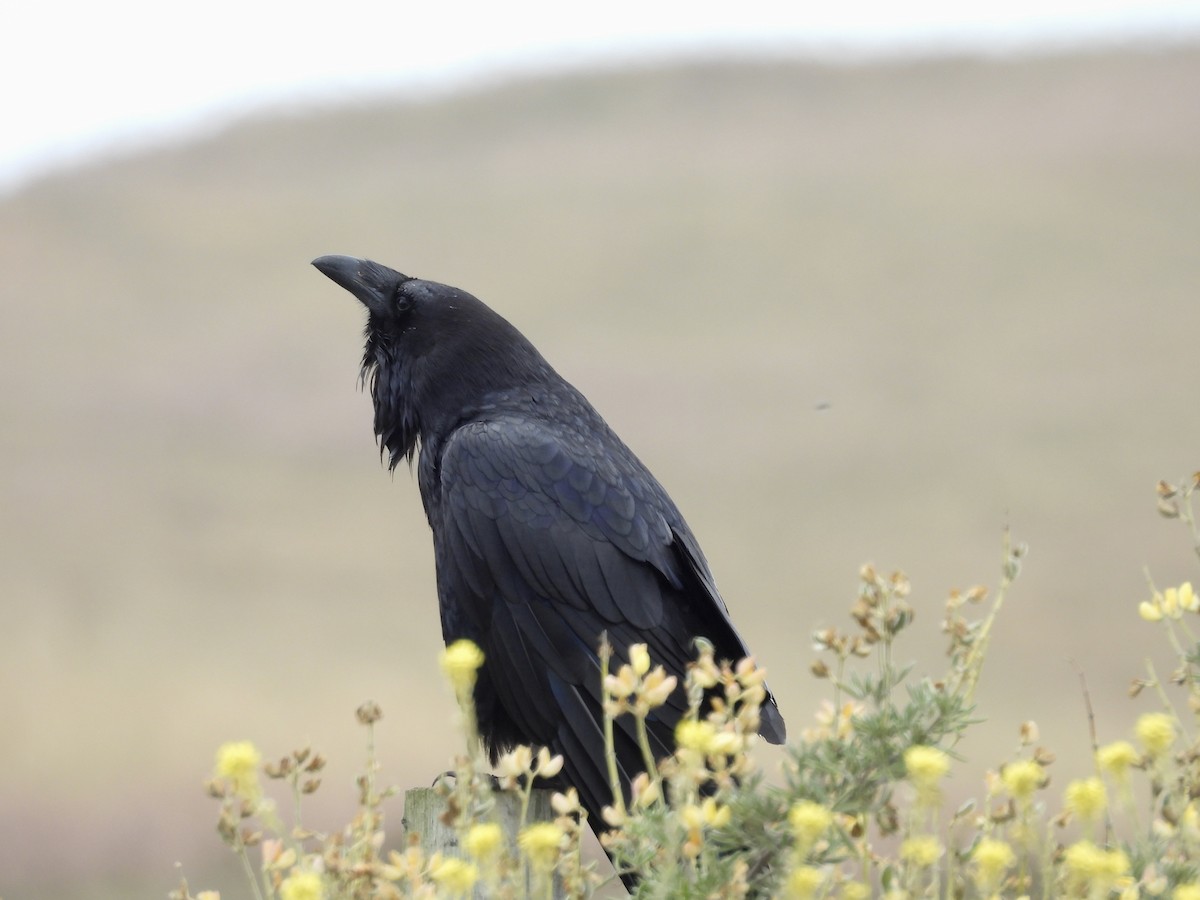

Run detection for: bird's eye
[[394, 287, 413, 314]]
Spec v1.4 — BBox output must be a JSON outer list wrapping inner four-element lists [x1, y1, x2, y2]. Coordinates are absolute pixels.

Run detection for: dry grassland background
[[1, 44, 1198, 897]]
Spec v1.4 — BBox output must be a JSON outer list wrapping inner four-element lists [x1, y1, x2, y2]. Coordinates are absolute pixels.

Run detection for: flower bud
[[629, 643, 651, 676]]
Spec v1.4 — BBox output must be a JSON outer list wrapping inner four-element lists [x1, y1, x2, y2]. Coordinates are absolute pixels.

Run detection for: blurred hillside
[[2, 45, 1199, 898]]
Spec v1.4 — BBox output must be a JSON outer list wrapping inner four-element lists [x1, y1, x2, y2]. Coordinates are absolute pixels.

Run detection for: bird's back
[[421, 384, 785, 814]]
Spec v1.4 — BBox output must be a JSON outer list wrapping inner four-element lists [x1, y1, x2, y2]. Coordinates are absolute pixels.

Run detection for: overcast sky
[[3, 0, 1199, 190]]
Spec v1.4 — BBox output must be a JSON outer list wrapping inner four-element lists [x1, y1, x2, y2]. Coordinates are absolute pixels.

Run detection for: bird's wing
[[431, 414, 763, 814]]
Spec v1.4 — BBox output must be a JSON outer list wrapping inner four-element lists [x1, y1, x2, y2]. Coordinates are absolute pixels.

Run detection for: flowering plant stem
[[598, 638, 627, 819]]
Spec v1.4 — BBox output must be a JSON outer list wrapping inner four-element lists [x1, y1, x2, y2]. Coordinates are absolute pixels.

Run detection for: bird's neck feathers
[[361, 332, 421, 470], [361, 312, 555, 470]]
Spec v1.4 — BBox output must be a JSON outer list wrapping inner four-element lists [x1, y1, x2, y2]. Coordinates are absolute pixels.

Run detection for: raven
[[313, 255, 785, 843]]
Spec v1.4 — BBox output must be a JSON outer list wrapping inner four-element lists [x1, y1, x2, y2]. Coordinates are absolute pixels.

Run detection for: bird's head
[[312, 254, 546, 468]]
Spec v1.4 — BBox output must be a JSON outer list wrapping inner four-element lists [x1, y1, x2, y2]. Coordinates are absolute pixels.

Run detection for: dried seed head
[[217, 811, 239, 844], [989, 798, 1016, 824], [886, 605, 914, 633], [1019, 721, 1040, 745], [1157, 498, 1180, 518], [356, 701, 383, 725], [1034, 746, 1056, 766], [877, 801, 899, 835]]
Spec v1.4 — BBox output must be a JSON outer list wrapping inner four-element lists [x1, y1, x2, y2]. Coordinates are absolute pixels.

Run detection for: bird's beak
[[311, 255, 406, 315]]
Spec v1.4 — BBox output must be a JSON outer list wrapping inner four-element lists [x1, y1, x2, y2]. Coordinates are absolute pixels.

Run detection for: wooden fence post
[[403, 786, 565, 899]]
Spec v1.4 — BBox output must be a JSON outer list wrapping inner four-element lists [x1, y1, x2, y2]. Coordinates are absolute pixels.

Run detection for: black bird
[[313, 255, 786, 843]]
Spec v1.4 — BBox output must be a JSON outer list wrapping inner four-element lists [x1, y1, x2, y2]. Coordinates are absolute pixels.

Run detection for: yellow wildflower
[[681, 802, 705, 831], [972, 838, 1015, 891], [1064, 777, 1107, 822], [534, 746, 563, 778], [708, 730, 744, 756], [495, 745, 533, 786], [214, 740, 261, 799], [1063, 840, 1128, 894], [518, 822, 563, 874], [464, 822, 504, 862], [841, 882, 871, 900], [900, 836, 942, 868], [638, 668, 678, 709], [430, 857, 478, 898], [803, 699, 862, 742], [675, 719, 719, 754], [905, 745, 951, 788], [605, 665, 638, 699], [679, 798, 730, 860], [788, 801, 833, 854], [702, 797, 732, 828], [1164, 585, 1187, 618], [1183, 803, 1200, 838], [1136, 712, 1176, 759], [1096, 740, 1139, 782], [682, 797, 732, 831], [279, 871, 323, 900], [904, 745, 951, 806], [440, 639, 485, 694], [630, 772, 661, 808], [1001, 759, 1044, 802], [1181, 582, 1198, 612], [1174, 885, 1200, 900], [1139, 598, 1164, 622], [1158, 582, 1199, 617], [629, 643, 651, 676], [783, 866, 824, 899]]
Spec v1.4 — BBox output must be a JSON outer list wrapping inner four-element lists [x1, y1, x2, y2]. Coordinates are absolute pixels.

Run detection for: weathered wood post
[[403, 786, 565, 899]]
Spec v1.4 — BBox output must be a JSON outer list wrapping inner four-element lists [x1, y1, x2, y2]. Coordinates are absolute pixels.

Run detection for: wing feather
[[430, 414, 785, 806]]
